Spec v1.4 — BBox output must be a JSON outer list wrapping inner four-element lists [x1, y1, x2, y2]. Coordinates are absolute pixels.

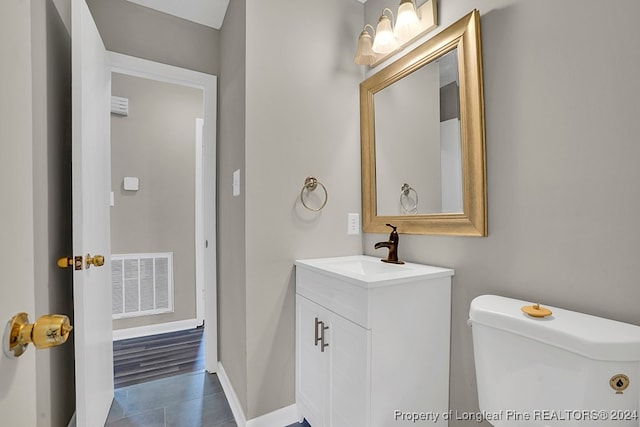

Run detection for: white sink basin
[[332, 258, 410, 275], [295, 255, 453, 287]]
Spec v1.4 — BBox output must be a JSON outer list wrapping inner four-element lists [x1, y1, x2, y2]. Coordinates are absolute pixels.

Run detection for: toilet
[[469, 295, 640, 426]]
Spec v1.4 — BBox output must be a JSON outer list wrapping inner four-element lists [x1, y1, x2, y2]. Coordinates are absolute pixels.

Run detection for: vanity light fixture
[[371, 8, 398, 54], [394, 0, 422, 43], [354, 0, 438, 66], [354, 24, 377, 65]]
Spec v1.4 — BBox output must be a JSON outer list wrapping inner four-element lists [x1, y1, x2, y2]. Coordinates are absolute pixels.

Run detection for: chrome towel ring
[[300, 176, 328, 211], [400, 183, 418, 213]]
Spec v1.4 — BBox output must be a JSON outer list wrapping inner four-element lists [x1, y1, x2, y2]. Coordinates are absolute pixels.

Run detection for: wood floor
[[113, 327, 205, 388]]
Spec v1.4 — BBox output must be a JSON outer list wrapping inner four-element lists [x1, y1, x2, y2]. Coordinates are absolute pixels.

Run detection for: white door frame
[[195, 117, 205, 325], [108, 52, 218, 372]]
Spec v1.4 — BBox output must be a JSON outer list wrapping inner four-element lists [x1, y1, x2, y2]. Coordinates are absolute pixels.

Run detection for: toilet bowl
[[469, 295, 640, 426]]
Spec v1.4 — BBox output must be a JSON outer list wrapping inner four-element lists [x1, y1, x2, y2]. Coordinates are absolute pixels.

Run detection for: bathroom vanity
[[295, 255, 453, 427]]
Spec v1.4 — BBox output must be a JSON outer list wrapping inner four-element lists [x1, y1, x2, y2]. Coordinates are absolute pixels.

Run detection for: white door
[[72, 0, 114, 425]]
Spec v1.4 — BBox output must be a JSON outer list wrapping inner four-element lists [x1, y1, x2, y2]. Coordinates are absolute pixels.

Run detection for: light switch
[[348, 213, 360, 235], [233, 169, 240, 196], [124, 177, 139, 191], [110, 191, 115, 207]]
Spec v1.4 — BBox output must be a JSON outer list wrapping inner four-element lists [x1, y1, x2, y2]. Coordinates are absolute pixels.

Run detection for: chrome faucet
[[374, 224, 404, 264]]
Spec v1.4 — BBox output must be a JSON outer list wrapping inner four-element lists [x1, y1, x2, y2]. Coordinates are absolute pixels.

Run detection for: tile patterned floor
[[105, 370, 236, 427]]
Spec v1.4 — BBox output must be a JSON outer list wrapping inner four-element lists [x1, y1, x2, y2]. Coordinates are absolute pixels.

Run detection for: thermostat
[[123, 177, 139, 191]]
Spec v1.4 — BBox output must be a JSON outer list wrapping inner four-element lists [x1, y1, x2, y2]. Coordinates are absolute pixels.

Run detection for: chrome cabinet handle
[[314, 317, 321, 346], [314, 317, 330, 352], [320, 321, 329, 352]]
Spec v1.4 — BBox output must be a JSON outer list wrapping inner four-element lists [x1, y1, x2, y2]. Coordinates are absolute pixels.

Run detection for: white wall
[[364, 1, 640, 424]]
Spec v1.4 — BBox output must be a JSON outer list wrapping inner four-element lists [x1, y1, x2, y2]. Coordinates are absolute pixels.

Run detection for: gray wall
[[244, 0, 363, 418], [110, 73, 202, 330], [0, 0, 74, 425], [0, 2, 38, 425], [218, 0, 248, 413], [218, 0, 364, 419], [32, 2, 76, 425], [86, 0, 221, 75], [364, 0, 640, 425]]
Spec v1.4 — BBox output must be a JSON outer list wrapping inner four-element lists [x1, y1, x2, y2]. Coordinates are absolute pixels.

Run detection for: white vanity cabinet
[[295, 256, 454, 427]]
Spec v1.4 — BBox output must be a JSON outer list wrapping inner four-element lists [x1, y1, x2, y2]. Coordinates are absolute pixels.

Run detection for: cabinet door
[[296, 295, 329, 427], [328, 311, 371, 427]]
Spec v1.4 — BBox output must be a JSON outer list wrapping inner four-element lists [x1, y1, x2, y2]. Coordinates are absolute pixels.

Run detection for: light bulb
[[394, 0, 421, 43], [372, 13, 398, 54]]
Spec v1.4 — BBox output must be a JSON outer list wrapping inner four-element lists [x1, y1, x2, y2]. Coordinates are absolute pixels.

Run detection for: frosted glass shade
[[394, 0, 421, 43], [354, 30, 376, 65], [372, 14, 398, 54]]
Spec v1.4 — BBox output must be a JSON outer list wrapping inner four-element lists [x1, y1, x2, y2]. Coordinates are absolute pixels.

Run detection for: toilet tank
[[469, 295, 640, 427]]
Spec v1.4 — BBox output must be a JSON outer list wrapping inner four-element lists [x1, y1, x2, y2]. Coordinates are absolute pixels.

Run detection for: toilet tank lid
[[469, 295, 640, 362]]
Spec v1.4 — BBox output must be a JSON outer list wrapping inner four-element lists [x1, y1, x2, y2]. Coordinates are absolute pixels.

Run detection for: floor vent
[[111, 252, 174, 319]]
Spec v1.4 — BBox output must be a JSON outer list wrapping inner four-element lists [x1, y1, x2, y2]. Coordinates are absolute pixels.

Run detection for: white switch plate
[[348, 213, 360, 235], [110, 191, 115, 207], [233, 169, 240, 196]]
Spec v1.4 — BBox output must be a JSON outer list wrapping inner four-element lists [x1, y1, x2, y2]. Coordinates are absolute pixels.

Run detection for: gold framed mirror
[[360, 10, 486, 236]]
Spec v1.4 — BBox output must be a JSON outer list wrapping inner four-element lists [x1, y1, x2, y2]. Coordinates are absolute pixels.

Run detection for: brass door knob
[[57, 256, 73, 269], [57, 256, 83, 270], [86, 254, 104, 268], [3, 313, 73, 358]]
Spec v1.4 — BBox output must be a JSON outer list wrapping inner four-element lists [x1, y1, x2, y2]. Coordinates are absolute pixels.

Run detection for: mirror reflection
[[374, 49, 463, 215]]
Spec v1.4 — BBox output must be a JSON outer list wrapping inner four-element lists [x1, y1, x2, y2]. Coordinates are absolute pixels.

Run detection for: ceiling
[[126, 0, 230, 29], [126, 0, 367, 30]]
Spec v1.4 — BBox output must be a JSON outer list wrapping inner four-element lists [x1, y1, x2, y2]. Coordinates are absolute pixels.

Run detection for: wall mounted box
[[295, 255, 454, 427], [123, 176, 139, 191]]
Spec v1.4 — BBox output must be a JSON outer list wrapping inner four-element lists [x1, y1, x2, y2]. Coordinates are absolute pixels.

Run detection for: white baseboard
[[217, 362, 248, 426], [246, 404, 298, 427], [67, 412, 75, 427], [112, 318, 201, 341], [217, 362, 298, 427]]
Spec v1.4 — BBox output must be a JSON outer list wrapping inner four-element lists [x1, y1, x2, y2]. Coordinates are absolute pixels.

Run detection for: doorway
[[107, 52, 218, 382]]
